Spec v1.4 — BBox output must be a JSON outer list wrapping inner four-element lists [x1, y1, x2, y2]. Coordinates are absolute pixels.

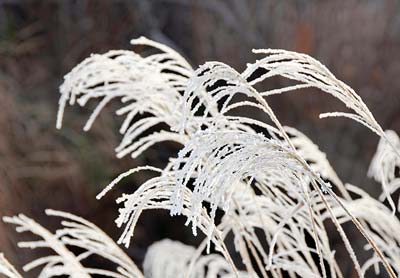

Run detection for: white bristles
[[3, 37, 399, 278]]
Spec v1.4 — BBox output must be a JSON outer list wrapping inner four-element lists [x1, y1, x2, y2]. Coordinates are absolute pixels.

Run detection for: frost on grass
[[243, 49, 385, 137], [217, 181, 335, 278], [63, 37, 399, 277], [143, 239, 250, 278], [100, 167, 224, 250], [368, 130, 400, 212], [3, 37, 400, 277], [3, 210, 143, 278], [318, 184, 400, 276], [0, 253, 22, 278], [56, 37, 193, 159], [171, 130, 311, 234]]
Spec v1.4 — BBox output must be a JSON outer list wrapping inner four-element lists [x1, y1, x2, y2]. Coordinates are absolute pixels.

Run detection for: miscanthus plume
[[2, 37, 400, 278]]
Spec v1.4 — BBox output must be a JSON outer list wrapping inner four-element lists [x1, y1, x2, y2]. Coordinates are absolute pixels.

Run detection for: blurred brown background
[[1, 1, 400, 277]]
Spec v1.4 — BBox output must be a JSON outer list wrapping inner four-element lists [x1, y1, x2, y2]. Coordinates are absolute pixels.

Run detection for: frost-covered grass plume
[[2, 37, 400, 278]]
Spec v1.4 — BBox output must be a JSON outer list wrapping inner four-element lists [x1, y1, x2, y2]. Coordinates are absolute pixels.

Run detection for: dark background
[[1, 1, 400, 277]]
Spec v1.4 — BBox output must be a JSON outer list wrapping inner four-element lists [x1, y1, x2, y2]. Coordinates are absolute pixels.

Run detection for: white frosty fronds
[[3, 213, 91, 278], [56, 36, 193, 159], [3, 210, 143, 278], [217, 183, 338, 278], [368, 130, 400, 212], [178, 61, 281, 138], [104, 167, 227, 254], [243, 49, 384, 137], [45, 209, 143, 278], [143, 239, 250, 278], [284, 126, 351, 199], [171, 130, 311, 235], [320, 184, 400, 276], [15, 36, 393, 277], [0, 253, 22, 278]]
